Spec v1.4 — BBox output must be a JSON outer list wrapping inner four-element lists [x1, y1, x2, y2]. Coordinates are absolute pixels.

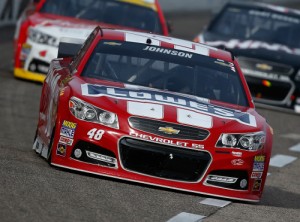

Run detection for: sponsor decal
[[253, 162, 264, 172], [59, 136, 74, 146], [60, 89, 65, 96], [81, 84, 257, 127], [62, 120, 77, 129], [231, 159, 244, 166], [254, 155, 265, 162], [104, 42, 122, 46], [251, 172, 263, 179], [206, 39, 300, 56], [252, 179, 262, 191], [45, 71, 61, 137], [60, 127, 75, 138], [20, 43, 32, 62], [214, 59, 236, 72], [129, 132, 204, 149], [232, 151, 242, 157], [249, 10, 300, 24], [125, 31, 212, 57], [60, 121, 77, 139], [56, 143, 66, 157], [143, 46, 193, 58], [207, 175, 238, 183]]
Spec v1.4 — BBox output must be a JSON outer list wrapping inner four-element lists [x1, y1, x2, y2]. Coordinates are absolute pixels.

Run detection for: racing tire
[[47, 126, 56, 165]]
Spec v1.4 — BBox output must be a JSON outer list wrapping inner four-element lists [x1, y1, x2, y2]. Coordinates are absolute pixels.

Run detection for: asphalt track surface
[[1, 10, 300, 222]]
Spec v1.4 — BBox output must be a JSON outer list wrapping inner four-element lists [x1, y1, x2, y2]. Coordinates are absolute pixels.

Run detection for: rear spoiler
[[57, 37, 85, 58]]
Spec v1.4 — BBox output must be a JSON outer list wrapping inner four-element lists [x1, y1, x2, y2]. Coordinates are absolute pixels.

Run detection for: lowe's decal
[[81, 84, 257, 127]]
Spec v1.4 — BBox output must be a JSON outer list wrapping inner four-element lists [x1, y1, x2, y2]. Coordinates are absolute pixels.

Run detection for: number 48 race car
[[34, 27, 273, 202]]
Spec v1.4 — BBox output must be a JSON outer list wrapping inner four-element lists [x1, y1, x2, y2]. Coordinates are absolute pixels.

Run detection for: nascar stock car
[[194, 2, 300, 114], [14, 0, 169, 83], [33, 27, 273, 202]]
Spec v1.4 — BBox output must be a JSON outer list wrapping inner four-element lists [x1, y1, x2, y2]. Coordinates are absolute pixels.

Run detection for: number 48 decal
[[87, 128, 105, 140]]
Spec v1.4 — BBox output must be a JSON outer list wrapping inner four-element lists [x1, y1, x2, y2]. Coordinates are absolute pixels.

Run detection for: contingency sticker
[[251, 172, 263, 179], [252, 179, 262, 191], [56, 143, 66, 157], [59, 136, 74, 146], [60, 120, 77, 139], [253, 162, 264, 172]]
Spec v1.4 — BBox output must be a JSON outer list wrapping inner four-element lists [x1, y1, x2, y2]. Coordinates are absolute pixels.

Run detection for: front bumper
[[50, 118, 269, 202], [14, 68, 46, 83]]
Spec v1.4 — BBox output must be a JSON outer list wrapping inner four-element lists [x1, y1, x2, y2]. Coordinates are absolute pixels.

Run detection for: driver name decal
[[143, 46, 193, 58], [81, 84, 257, 127]]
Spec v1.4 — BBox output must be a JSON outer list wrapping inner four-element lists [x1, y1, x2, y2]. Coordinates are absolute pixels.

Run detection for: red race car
[[14, 0, 169, 83], [34, 27, 273, 202]]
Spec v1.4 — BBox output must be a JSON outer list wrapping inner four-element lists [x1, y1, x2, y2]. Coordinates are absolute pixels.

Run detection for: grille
[[238, 57, 293, 76], [129, 117, 209, 141], [119, 138, 211, 182], [245, 76, 292, 102]]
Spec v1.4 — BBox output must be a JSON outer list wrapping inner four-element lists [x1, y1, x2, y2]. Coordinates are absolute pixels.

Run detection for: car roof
[[95, 28, 234, 62], [226, 1, 300, 17]]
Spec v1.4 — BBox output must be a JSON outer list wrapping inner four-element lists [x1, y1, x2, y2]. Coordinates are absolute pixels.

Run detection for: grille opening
[[119, 138, 211, 182], [246, 76, 292, 101], [71, 140, 117, 168], [129, 117, 209, 140], [205, 170, 249, 190]]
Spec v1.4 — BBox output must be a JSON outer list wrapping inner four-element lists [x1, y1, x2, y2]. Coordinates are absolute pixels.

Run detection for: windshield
[[40, 0, 162, 34], [81, 41, 249, 107], [209, 6, 300, 48]]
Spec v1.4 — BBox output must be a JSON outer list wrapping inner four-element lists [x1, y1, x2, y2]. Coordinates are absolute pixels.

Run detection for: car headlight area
[[28, 28, 58, 47], [216, 132, 266, 151], [69, 96, 119, 129]]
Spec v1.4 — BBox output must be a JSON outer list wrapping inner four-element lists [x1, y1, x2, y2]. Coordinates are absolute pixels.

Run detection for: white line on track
[[269, 154, 297, 167], [289, 143, 300, 152], [200, 198, 231, 207], [280, 133, 300, 140], [167, 212, 206, 222]]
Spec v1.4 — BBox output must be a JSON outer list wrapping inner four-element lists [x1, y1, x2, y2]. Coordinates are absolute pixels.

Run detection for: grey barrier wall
[[159, 0, 300, 13], [0, 0, 30, 27], [0, 0, 300, 27]]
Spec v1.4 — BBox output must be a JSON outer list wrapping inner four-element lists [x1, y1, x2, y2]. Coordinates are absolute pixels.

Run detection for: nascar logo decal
[[81, 84, 257, 127]]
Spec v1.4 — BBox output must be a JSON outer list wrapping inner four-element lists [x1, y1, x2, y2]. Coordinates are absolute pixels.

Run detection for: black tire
[[47, 126, 56, 165]]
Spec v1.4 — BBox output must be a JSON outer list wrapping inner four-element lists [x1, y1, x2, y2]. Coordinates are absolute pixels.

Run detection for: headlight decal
[[216, 132, 265, 151], [29, 28, 58, 47], [69, 97, 119, 129]]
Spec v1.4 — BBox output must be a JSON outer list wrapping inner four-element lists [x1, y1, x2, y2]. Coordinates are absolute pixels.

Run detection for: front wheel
[[47, 126, 56, 165]]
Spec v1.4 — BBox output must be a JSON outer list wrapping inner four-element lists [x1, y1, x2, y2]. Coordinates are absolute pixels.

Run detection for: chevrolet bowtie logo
[[256, 63, 273, 71], [158, 126, 180, 135]]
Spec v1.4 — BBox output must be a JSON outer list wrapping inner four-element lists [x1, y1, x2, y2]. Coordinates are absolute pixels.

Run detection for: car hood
[[27, 13, 139, 43], [202, 32, 300, 67], [72, 78, 265, 132]]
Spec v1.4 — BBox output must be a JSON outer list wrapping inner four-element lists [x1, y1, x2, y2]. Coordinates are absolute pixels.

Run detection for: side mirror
[[58, 38, 85, 58], [167, 20, 173, 34]]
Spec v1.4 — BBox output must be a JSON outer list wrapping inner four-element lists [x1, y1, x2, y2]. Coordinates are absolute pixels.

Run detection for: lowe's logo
[[81, 84, 257, 127]]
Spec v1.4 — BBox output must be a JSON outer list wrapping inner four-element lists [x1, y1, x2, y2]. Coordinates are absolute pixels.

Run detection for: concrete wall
[[0, 0, 30, 27], [159, 0, 300, 13], [0, 0, 299, 27]]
